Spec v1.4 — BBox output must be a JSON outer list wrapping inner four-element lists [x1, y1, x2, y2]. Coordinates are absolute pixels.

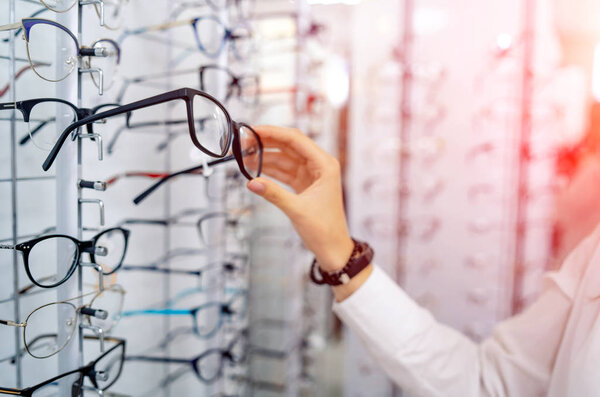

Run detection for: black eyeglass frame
[[42, 87, 253, 171], [0, 98, 121, 146], [0, 336, 125, 397], [126, 329, 247, 384], [0, 227, 130, 289]]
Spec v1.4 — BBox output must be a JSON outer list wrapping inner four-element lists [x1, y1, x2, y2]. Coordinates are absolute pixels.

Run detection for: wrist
[[314, 236, 355, 272], [333, 263, 373, 302]]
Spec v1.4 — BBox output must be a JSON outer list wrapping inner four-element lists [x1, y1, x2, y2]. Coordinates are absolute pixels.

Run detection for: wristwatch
[[310, 239, 374, 286]]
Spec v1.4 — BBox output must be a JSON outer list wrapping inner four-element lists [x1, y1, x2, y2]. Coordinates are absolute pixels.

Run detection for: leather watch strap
[[310, 239, 374, 286]]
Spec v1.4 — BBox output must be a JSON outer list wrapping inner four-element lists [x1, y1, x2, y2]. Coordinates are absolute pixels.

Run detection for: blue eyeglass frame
[[0, 18, 121, 83], [120, 289, 247, 339]]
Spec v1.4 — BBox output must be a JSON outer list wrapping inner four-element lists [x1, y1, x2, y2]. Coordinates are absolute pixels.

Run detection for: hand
[[246, 125, 354, 272]]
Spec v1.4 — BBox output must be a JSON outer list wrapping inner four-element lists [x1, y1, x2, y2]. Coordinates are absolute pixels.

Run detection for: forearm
[[333, 265, 571, 397]]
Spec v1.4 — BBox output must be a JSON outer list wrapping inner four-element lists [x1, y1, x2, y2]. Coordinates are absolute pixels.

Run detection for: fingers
[[261, 167, 297, 188], [262, 151, 303, 174], [253, 125, 330, 166], [247, 177, 298, 216]]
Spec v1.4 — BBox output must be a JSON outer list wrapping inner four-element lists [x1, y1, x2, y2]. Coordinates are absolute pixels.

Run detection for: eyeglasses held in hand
[[0, 98, 121, 151], [0, 336, 125, 396], [0, 18, 120, 88], [0, 285, 125, 359], [0, 227, 129, 289], [119, 15, 253, 60], [126, 330, 246, 384], [42, 88, 263, 188]]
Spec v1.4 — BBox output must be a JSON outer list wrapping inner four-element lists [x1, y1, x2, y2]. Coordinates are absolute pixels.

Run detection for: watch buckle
[[339, 273, 351, 285]]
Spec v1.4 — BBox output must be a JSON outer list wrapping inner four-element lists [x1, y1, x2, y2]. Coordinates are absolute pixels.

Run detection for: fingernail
[[247, 180, 265, 195]]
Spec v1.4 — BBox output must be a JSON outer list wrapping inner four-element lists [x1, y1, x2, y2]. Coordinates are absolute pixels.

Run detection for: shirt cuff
[[332, 265, 435, 353]]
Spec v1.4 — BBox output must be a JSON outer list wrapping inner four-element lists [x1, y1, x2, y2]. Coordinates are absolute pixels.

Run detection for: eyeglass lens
[[93, 342, 125, 389], [24, 302, 77, 359], [192, 94, 230, 156], [26, 21, 78, 82], [194, 18, 227, 57], [27, 236, 78, 287], [93, 229, 128, 274], [87, 40, 120, 91], [87, 287, 125, 331], [239, 125, 261, 178], [40, 0, 77, 12], [28, 101, 78, 151]]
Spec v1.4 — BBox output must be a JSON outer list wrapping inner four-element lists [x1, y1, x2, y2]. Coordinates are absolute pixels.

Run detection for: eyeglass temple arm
[[118, 18, 194, 44], [121, 265, 201, 277], [0, 319, 25, 327], [126, 355, 190, 364], [43, 88, 188, 171], [0, 244, 15, 249], [133, 155, 234, 205], [0, 103, 18, 111], [122, 309, 191, 317], [0, 22, 23, 32], [0, 386, 24, 394]]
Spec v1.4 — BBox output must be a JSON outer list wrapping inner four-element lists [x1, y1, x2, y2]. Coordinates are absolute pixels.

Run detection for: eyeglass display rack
[[244, 2, 331, 395], [1, 0, 82, 390], [1, 0, 332, 395], [77, 2, 249, 396]]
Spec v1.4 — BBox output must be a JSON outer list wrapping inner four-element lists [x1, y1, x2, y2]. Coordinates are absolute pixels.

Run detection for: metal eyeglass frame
[[173, 0, 256, 21], [120, 289, 247, 339], [0, 98, 120, 155], [16, 1, 128, 29], [115, 64, 260, 106], [126, 329, 247, 384], [118, 15, 253, 61], [0, 18, 121, 93], [0, 336, 125, 396], [199, 64, 260, 106], [0, 227, 130, 289], [0, 285, 125, 359]]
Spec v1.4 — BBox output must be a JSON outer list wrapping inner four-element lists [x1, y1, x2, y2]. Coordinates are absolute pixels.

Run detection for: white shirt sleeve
[[333, 264, 575, 397]]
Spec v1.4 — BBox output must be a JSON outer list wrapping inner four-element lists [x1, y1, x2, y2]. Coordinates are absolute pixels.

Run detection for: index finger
[[252, 125, 330, 167]]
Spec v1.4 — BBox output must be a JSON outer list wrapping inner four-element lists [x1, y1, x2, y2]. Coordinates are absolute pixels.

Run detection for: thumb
[[247, 177, 297, 215]]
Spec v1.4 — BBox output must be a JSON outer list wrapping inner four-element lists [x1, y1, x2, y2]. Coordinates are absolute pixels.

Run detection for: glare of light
[[325, 56, 350, 108], [593, 43, 600, 102], [413, 6, 448, 36], [496, 34, 513, 52]]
